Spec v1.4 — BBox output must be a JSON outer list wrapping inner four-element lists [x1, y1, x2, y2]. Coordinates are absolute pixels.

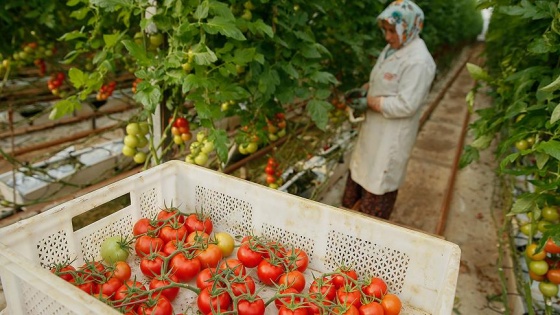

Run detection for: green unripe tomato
[[149, 33, 164, 47], [194, 152, 209, 166], [133, 151, 147, 164], [515, 139, 529, 151], [542, 206, 559, 222], [124, 135, 139, 148], [100, 236, 129, 264], [126, 123, 140, 135], [200, 140, 215, 154], [539, 282, 559, 298], [122, 145, 136, 157]]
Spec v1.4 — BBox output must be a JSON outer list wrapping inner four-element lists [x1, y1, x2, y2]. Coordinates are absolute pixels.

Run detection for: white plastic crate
[[0, 160, 460, 314]]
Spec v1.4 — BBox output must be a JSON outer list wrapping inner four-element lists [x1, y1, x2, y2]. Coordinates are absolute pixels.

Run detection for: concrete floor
[[320, 43, 520, 314]]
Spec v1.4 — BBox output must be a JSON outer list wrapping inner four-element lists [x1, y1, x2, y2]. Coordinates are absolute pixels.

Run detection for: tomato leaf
[[471, 134, 493, 150], [203, 17, 246, 41], [68, 68, 87, 89], [134, 83, 162, 112], [499, 152, 520, 170], [90, 0, 133, 11], [509, 193, 539, 215], [194, 1, 209, 19], [306, 100, 332, 131], [535, 152, 550, 170], [248, 19, 274, 38], [211, 129, 229, 163], [103, 33, 122, 49], [537, 140, 560, 161], [122, 39, 151, 66], [541, 74, 560, 93], [466, 63, 490, 82], [50, 98, 82, 120], [309, 71, 338, 85]]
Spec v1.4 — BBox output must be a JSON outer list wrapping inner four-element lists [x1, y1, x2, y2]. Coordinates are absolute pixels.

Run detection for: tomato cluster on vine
[[132, 78, 142, 94], [169, 116, 192, 146], [266, 113, 287, 142], [121, 122, 150, 164], [185, 131, 216, 167], [97, 81, 117, 101], [265, 157, 283, 189], [47, 72, 66, 97], [521, 205, 560, 298]]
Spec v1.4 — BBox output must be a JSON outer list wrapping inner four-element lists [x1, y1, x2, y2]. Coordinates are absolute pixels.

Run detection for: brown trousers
[[341, 172, 398, 220]]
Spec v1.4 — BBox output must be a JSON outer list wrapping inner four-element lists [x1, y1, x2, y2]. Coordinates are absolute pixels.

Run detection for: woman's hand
[[367, 95, 383, 113]]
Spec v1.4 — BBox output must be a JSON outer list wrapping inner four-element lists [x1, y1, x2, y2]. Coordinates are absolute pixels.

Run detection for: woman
[[342, 0, 436, 219]]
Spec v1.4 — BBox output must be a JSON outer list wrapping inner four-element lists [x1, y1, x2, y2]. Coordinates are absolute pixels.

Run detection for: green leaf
[[68, 68, 88, 89], [301, 44, 321, 59], [134, 83, 162, 112], [182, 74, 201, 93], [541, 75, 560, 93], [70, 7, 90, 20], [471, 134, 493, 150], [211, 129, 229, 163], [59, 31, 87, 41], [90, 0, 133, 11], [551, 104, 560, 124], [203, 17, 246, 41], [122, 40, 151, 66], [49, 98, 82, 120], [466, 63, 490, 81], [306, 99, 332, 130], [193, 46, 218, 65], [537, 140, 560, 161], [309, 71, 337, 84], [103, 33, 122, 49], [535, 152, 550, 170], [193, 1, 209, 19], [250, 19, 274, 38], [281, 63, 299, 79], [499, 152, 520, 170], [509, 193, 538, 215], [209, 1, 235, 20]]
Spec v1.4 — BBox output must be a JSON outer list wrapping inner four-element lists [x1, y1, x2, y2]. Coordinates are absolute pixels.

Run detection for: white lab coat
[[349, 37, 436, 195]]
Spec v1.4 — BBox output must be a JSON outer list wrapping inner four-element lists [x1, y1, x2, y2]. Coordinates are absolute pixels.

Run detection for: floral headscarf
[[377, 0, 425, 49]]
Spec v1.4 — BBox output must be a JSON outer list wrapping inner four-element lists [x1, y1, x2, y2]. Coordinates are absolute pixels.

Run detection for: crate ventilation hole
[[326, 230, 409, 294], [22, 281, 73, 315], [195, 186, 252, 237], [37, 230, 70, 268], [139, 186, 158, 218], [261, 222, 315, 263]]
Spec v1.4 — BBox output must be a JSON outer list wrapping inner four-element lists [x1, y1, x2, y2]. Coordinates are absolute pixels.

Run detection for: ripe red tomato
[[332, 267, 359, 288], [169, 252, 201, 282], [106, 261, 131, 282], [361, 277, 388, 299], [545, 238, 560, 254], [277, 305, 308, 315], [359, 302, 385, 315], [257, 259, 285, 286], [135, 235, 164, 258], [185, 213, 213, 234], [278, 270, 306, 292], [113, 280, 146, 311], [237, 296, 266, 315], [274, 287, 301, 309], [157, 207, 184, 224], [265, 165, 276, 175], [140, 252, 166, 278], [219, 258, 247, 277], [174, 117, 189, 129], [197, 287, 232, 314], [69, 275, 96, 294], [547, 269, 560, 284], [99, 277, 123, 298], [285, 248, 309, 272], [149, 274, 180, 302], [133, 218, 159, 236], [79, 261, 106, 282], [381, 293, 402, 315], [237, 243, 264, 268], [231, 275, 256, 296], [196, 268, 219, 290], [309, 277, 337, 301], [136, 295, 173, 315], [336, 286, 362, 308], [51, 264, 76, 282], [195, 244, 223, 268], [333, 304, 360, 315], [159, 224, 188, 244], [305, 293, 335, 314]]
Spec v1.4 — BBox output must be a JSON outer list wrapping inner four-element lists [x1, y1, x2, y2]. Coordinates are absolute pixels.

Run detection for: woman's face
[[382, 20, 402, 50]]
